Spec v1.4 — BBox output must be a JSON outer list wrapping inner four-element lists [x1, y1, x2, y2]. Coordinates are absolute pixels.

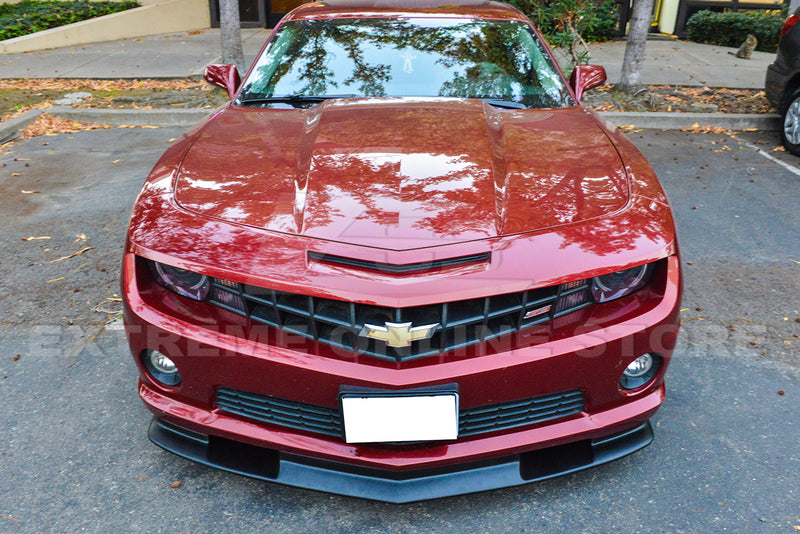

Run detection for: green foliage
[[0, 0, 141, 41], [685, 10, 783, 52], [505, 0, 618, 46]]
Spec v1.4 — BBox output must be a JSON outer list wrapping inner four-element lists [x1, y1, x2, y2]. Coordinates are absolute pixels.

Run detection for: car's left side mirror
[[204, 64, 242, 100], [569, 65, 607, 102]]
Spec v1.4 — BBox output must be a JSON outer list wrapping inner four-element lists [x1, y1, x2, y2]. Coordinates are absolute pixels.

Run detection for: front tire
[[781, 89, 800, 155]]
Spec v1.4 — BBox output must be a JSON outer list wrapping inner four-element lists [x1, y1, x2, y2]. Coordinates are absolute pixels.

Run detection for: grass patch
[[0, 0, 141, 41]]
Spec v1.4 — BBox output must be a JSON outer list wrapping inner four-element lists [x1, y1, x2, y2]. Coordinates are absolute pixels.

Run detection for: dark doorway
[[209, 0, 307, 28]]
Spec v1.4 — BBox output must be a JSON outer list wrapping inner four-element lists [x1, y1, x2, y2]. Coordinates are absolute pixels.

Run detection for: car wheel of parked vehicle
[[781, 89, 800, 155]]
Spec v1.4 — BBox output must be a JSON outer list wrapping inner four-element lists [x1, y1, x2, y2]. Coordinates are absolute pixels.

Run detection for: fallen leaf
[[21, 236, 51, 241], [12, 355, 20, 361], [170, 481, 182, 488], [75, 233, 86, 242], [771, 146, 786, 152], [50, 246, 93, 263], [20, 190, 40, 194], [112, 159, 121, 163]]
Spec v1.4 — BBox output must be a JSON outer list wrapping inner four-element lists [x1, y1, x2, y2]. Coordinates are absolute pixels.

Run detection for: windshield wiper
[[481, 98, 527, 110], [238, 94, 358, 107]]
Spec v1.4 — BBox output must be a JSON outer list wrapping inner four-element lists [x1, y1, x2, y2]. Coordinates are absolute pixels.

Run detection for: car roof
[[283, 0, 529, 23]]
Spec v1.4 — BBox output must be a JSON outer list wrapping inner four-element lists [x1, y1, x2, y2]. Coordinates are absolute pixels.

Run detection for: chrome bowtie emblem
[[359, 321, 440, 347]]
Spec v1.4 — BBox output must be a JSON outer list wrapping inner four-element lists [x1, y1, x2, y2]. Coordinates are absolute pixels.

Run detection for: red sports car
[[123, 0, 682, 502]]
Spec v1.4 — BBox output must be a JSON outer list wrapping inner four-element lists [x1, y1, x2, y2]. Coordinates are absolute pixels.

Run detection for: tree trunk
[[619, 0, 654, 89], [219, 0, 246, 75]]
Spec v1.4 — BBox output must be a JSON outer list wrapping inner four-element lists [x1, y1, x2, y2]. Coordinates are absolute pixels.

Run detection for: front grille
[[216, 387, 585, 439], [209, 277, 591, 362]]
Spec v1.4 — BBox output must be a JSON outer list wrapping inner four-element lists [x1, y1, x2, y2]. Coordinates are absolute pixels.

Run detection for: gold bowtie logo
[[359, 321, 439, 347]]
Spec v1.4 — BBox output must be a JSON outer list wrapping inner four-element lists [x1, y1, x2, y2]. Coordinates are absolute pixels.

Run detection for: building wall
[[0, 0, 211, 53]]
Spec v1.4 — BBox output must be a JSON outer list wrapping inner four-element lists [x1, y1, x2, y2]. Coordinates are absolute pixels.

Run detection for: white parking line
[[738, 140, 800, 177]]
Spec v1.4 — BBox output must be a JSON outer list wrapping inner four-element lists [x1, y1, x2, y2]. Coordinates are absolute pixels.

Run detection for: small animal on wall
[[729, 35, 758, 59]]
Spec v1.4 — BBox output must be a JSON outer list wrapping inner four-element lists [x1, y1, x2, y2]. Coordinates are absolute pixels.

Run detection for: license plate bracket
[[339, 384, 459, 444]]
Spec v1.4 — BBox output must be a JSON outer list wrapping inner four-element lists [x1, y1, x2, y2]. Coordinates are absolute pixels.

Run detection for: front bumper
[[125, 253, 681, 498], [149, 416, 654, 503]]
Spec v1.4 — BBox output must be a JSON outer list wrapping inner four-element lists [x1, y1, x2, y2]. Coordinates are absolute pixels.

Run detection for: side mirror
[[204, 64, 242, 100], [569, 65, 607, 102]]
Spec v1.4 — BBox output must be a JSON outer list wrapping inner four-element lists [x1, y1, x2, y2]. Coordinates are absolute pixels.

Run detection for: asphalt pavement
[[0, 29, 776, 88], [0, 124, 798, 533]]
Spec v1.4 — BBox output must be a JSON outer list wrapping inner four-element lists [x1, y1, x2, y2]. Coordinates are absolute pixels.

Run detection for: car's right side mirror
[[204, 64, 242, 100], [569, 65, 607, 102]]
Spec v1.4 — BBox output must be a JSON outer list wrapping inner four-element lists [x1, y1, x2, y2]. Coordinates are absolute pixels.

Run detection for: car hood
[[174, 98, 628, 250]]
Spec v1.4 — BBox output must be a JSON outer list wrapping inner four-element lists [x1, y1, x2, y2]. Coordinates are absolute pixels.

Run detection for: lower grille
[[216, 388, 342, 437], [216, 387, 585, 439]]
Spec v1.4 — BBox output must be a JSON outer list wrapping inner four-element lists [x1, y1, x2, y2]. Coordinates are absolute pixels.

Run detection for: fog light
[[143, 350, 182, 386], [620, 353, 661, 390], [624, 354, 653, 377]]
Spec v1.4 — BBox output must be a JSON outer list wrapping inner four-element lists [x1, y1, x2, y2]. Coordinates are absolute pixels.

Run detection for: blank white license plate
[[341, 394, 458, 443]]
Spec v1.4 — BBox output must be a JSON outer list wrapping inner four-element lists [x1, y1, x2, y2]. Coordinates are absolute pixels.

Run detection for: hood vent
[[308, 251, 491, 275]]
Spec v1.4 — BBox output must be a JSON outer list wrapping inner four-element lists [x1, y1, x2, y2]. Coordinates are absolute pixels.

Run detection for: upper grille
[[216, 387, 585, 439], [209, 277, 591, 362]]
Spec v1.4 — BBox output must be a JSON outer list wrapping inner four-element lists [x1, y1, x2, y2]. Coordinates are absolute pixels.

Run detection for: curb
[[0, 107, 782, 134], [598, 111, 781, 131], [0, 109, 46, 144], [46, 106, 215, 127]]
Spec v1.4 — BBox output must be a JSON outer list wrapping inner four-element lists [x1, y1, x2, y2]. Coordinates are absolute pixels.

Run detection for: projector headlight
[[590, 263, 654, 303]]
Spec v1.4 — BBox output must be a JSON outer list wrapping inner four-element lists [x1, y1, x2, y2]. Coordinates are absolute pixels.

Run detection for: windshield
[[238, 17, 573, 109]]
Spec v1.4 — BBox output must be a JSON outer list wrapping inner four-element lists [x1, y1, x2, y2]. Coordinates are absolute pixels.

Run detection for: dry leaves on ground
[[3, 100, 54, 121], [0, 78, 210, 92], [21, 113, 112, 139], [680, 123, 732, 134]]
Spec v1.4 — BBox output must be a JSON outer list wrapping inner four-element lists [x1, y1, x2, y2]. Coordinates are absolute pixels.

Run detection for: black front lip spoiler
[[148, 417, 653, 503]]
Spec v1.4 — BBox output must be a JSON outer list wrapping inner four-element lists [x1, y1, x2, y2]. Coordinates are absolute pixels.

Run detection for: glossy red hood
[[174, 99, 628, 250]]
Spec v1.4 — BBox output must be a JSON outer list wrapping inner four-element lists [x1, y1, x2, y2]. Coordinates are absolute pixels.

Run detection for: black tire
[[780, 88, 800, 156]]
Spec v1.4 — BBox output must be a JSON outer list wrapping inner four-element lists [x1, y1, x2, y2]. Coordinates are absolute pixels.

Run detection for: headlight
[[148, 260, 211, 301], [590, 263, 653, 303]]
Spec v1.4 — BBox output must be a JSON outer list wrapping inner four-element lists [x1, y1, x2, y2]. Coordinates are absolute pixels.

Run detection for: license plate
[[341, 393, 458, 443]]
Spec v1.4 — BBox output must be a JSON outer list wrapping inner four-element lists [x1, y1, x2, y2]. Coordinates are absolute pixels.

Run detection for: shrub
[[506, 0, 619, 46], [685, 10, 783, 52], [0, 0, 141, 41]]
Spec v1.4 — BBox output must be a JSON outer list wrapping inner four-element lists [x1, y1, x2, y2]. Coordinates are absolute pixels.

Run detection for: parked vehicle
[[122, 0, 682, 502], [766, 6, 800, 155]]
